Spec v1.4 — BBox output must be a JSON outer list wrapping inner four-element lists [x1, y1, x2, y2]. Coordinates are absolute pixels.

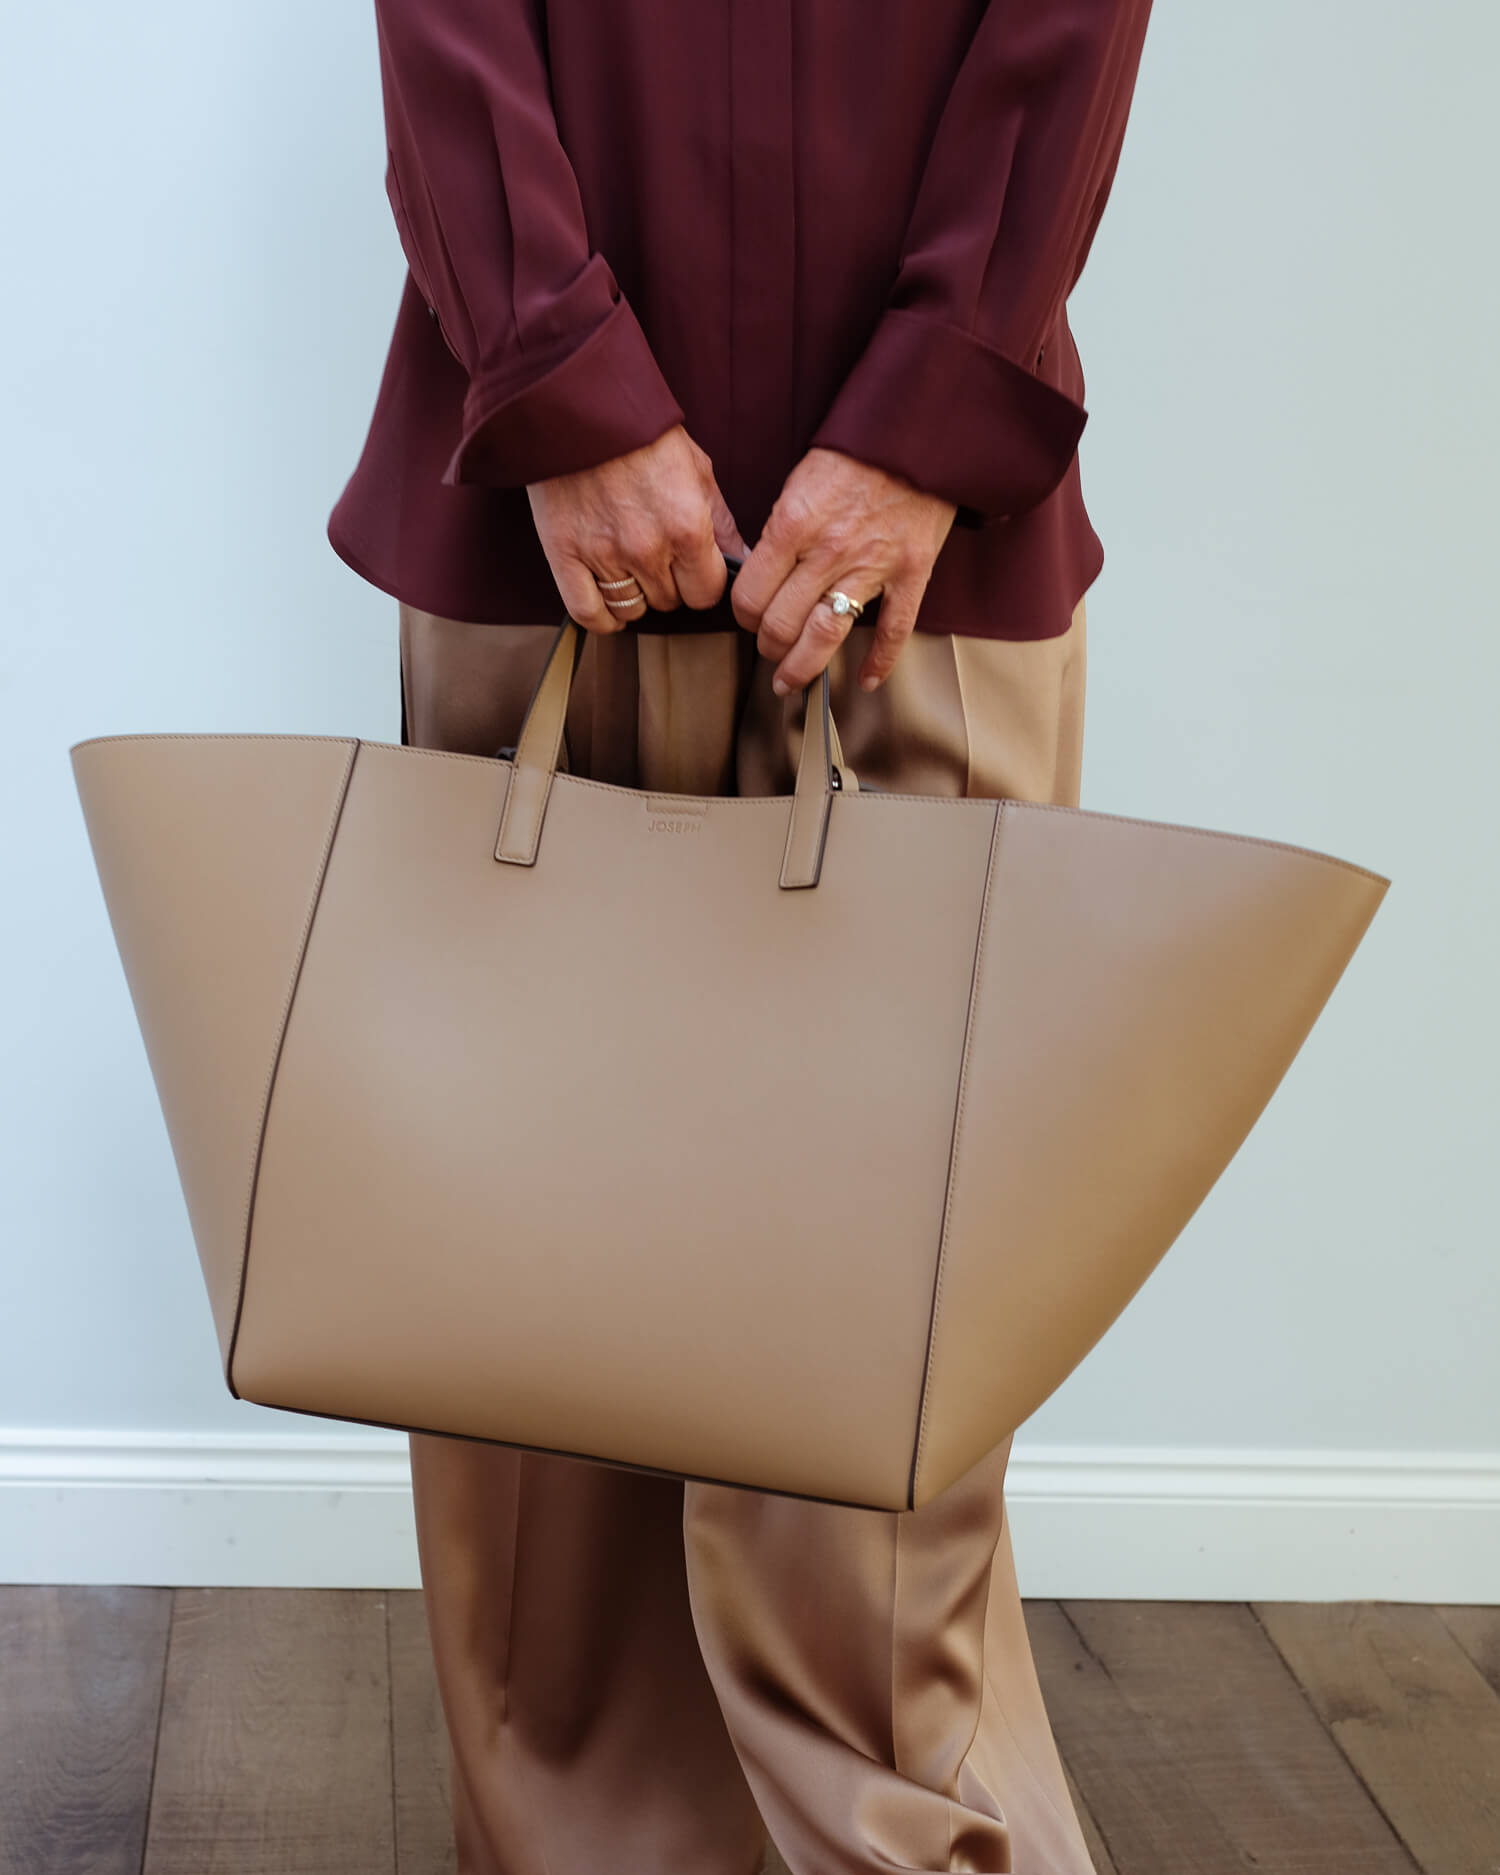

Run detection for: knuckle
[[640, 537, 677, 579], [766, 494, 813, 542], [664, 505, 711, 555], [612, 522, 658, 569]]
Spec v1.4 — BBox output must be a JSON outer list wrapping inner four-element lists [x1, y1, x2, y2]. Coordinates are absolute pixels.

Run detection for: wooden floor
[[1, 1588, 1497, 1873]]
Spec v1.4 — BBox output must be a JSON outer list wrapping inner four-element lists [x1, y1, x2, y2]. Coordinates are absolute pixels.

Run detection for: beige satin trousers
[[398, 593, 1094, 1875]]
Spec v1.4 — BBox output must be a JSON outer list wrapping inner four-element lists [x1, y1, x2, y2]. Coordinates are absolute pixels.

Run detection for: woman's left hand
[[729, 447, 957, 695]]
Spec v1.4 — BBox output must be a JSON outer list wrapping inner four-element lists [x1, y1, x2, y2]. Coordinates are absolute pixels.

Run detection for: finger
[[729, 528, 800, 637], [853, 577, 923, 690], [761, 548, 881, 666], [592, 561, 652, 626], [616, 537, 682, 613], [767, 593, 864, 696], [553, 554, 627, 633], [673, 512, 733, 611], [708, 479, 749, 563], [679, 439, 743, 573]]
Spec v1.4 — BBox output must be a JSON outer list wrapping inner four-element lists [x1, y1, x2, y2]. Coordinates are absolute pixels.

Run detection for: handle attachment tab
[[494, 554, 861, 882]]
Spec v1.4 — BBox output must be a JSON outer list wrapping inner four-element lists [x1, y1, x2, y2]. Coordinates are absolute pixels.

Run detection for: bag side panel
[[914, 804, 1388, 1505], [71, 735, 359, 1371]]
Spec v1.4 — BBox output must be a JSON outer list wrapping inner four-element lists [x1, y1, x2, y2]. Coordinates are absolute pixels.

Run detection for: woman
[[329, 2, 1154, 1869]]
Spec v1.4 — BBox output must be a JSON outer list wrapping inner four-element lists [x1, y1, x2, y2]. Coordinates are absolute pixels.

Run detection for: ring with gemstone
[[821, 588, 865, 619]]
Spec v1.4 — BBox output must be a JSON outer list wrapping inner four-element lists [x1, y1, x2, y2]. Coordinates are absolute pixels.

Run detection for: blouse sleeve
[[807, 0, 1154, 528], [373, 0, 686, 489]]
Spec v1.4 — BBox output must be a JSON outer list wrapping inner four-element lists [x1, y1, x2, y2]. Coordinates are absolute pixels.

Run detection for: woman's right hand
[[526, 424, 748, 630]]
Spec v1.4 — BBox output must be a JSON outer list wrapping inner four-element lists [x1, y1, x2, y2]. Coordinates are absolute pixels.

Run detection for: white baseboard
[[0, 1431, 417, 1590], [2, 1430, 1496, 1599]]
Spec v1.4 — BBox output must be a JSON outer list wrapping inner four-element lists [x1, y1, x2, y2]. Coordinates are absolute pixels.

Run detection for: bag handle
[[493, 553, 861, 887]]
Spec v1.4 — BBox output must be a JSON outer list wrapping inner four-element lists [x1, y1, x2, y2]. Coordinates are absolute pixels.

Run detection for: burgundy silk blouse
[[328, 0, 1154, 641]]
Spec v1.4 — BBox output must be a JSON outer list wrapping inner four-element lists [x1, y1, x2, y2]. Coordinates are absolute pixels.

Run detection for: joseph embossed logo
[[644, 797, 707, 836]]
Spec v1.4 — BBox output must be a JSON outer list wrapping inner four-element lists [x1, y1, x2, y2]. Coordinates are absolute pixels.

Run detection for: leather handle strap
[[493, 617, 589, 865], [493, 554, 859, 881], [779, 667, 839, 888]]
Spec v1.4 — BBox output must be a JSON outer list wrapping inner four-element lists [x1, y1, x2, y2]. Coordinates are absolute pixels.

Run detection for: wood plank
[[1023, 1602, 1118, 1873], [1026, 1598, 1253, 1872], [0, 1584, 170, 1875], [1257, 1600, 1500, 1875], [1060, 1755, 1118, 1875], [386, 1589, 454, 1875], [142, 1587, 394, 1875], [1048, 1599, 1419, 1874], [1436, 1605, 1500, 1698]]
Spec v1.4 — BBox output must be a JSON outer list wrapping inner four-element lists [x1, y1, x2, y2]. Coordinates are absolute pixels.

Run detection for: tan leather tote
[[69, 614, 1389, 1510]]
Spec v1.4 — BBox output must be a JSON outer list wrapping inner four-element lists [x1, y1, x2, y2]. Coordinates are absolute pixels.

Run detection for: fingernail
[[771, 674, 790, 697], [860, 673, 879, 692]]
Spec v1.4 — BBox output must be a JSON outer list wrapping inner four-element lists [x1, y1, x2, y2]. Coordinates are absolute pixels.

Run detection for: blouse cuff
[[444, 290, 686, 488], [808, 307, 1088, 524]]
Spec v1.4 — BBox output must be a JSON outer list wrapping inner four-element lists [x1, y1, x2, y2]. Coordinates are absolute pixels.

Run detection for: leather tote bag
[[69, 598, 1389, 1511]]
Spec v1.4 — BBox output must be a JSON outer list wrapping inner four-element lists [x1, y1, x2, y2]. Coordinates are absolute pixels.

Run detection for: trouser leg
[[399, 606, 767, 1875], [408, 1431, 767, 1875], [683, 597, 1096, 1875]]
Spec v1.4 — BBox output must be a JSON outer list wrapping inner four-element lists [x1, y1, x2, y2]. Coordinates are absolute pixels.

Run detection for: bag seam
[[907, 799, 1004, 1508], [225, 738, 361, 1395]]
